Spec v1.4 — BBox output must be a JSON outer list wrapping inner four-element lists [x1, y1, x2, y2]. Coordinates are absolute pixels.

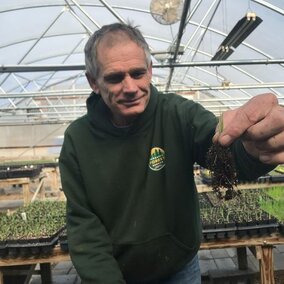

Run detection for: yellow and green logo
[[149, 147, 166, 171]]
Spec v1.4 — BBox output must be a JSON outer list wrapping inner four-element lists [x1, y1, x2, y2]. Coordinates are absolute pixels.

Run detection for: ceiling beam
[[0, 81, 283, 100], [168, 82, 284, 92], [1, 58, 284, 73]]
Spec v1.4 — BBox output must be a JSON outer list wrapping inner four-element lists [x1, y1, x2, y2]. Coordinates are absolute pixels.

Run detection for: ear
[[86, 72, 100, 93]]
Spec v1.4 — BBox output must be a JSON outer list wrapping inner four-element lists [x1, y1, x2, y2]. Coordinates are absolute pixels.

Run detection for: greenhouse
[[0, 0, 284, 283]]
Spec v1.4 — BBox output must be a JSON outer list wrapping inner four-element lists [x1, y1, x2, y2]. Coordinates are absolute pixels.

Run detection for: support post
[[256, 244, 275, 284], [22, 183, 30, 205], [0, 270, 3, 284]]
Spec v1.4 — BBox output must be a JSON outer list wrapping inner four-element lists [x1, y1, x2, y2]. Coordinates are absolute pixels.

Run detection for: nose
[[122, 74, 138, 93]]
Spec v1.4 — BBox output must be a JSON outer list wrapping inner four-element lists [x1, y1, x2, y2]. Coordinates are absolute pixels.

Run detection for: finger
[[218, 93, 278, 146], [243, 130, 284, 164], [243, 105, 284, 141], [259, 151, 284, 165], [251, 131, 284, 153]]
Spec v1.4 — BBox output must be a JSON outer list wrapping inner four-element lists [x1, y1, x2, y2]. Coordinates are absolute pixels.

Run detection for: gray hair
[[84, 23, 152, 79]]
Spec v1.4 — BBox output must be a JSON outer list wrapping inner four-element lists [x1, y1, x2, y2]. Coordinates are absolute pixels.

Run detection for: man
[[59, 23, 284, 283]]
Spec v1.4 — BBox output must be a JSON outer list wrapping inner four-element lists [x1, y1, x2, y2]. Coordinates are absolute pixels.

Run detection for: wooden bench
[[200, 234, 284, 284], [0, 177, 31, 205], [0, 234, 283, 284], [0, 247, 69, 284]]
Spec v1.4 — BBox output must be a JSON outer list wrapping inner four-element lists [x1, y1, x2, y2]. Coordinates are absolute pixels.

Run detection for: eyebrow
[[103, 67, 148, 81], [103, 72, 124, 82]]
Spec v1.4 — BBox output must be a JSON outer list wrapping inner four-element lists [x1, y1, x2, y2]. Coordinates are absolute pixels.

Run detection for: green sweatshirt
[[59, 85, 273, 283]]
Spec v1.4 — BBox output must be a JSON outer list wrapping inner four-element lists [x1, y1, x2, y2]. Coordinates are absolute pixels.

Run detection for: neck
[[111, 116, 134, 128], [111, 119, 132, 128]]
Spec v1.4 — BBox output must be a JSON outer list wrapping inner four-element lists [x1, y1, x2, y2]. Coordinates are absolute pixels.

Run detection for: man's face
[[88, 36, 152, 126]]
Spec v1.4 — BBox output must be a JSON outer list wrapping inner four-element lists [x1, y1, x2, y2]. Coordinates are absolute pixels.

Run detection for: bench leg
[[237, 247, 248, 270], [256, 245, 275, 284], [40, 263, 52, 284], [0, 270, 3, 284]]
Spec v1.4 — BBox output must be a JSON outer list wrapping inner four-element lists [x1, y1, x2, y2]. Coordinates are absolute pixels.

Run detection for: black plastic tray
[[6, 167, 41, 179], [0, 226, 65, 258], [59, 229, 69, 252], [202, 219, 279, 241], [3, 235, 59, 258]]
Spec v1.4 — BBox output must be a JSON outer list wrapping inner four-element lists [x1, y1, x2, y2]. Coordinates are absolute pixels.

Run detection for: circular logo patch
[[149, 147, 166, 171]]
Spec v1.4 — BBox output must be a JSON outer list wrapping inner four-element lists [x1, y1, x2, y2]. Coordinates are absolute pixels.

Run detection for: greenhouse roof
[[0, 0, 283, 125]]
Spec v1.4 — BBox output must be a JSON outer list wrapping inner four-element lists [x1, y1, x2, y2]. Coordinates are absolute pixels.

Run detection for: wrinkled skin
[[86, 33, 152, 127], [213, 93, 284, 165]]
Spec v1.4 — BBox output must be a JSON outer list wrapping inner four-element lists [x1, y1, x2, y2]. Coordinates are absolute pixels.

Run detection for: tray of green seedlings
[[200, 188, 279, 241], [258, 186, 284, 236], [0, 201, 66, 258]]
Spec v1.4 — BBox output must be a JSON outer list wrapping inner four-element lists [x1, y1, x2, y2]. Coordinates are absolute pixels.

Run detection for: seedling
[[206, 114, 239, 200]]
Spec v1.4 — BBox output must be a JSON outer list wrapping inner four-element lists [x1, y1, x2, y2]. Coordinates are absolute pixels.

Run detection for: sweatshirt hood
[[86, 84, 158, 137]]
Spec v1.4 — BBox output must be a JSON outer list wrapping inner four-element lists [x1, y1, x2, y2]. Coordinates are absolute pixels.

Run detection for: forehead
[[96, 33, 147, 74], [98, 31, 131, 48]]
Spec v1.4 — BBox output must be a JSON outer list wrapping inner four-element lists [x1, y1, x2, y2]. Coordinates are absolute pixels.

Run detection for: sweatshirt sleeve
[[59, 131, 126, 284]]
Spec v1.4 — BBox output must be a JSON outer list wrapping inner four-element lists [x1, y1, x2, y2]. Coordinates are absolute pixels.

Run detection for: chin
[[122, 106, 146, 117]]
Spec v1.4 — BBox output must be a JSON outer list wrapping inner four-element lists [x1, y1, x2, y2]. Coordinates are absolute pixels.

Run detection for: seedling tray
[[59, 237, 69, 252], [58, 228, 69, 252], [202, 223, 237, 240], [278, 224, 284, 236], [3, 234, 59, 258], [0, 170, 7, 179], [0, 241, 7, 258], [0, 226, 66, 259], [202, 219, 279, 241], [6, 166, 41, 179]]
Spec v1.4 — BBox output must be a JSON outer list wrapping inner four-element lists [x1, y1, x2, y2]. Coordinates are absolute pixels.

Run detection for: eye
[[130, 69, 147, 79], [104, 73, 125, 84]]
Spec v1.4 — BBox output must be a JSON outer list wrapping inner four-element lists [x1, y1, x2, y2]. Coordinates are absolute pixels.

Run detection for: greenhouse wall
[[0, 124, 68, 159]]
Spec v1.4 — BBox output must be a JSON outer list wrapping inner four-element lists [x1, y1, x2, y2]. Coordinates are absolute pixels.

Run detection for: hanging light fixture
[[212, 12, 263, 60]]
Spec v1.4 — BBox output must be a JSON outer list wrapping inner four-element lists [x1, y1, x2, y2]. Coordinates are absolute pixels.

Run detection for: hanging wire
[[218, 0, 231, 87], [190, 0, 221, 61], [247, 0, 252, 13], [222, 0, 228, 34], [170, 24, 174, 41], [215, 66, 228, 84]]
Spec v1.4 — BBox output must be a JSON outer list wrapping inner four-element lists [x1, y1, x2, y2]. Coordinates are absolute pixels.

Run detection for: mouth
[[119, 95, 144, 107]]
